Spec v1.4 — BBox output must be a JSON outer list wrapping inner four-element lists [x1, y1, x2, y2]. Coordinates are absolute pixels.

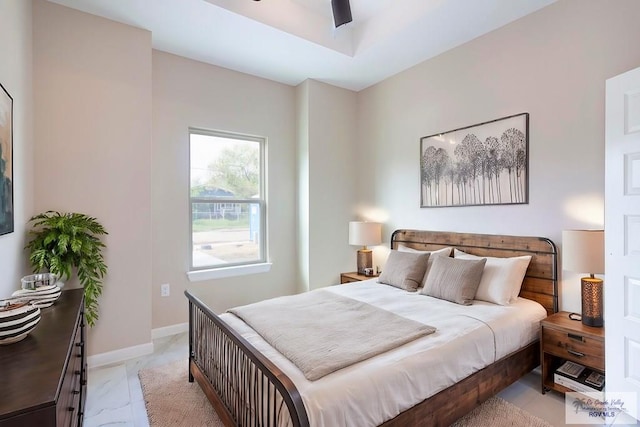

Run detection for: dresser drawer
[[542, 327, 604, 371], [55, 317, 84, 427]]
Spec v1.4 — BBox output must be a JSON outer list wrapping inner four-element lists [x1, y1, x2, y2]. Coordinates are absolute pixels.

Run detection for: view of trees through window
[[190, 130, 264, 269]]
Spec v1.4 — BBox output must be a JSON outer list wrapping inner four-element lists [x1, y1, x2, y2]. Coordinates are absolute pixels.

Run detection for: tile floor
[[84, 333, 188, 427], [84, 333, 637, 426]]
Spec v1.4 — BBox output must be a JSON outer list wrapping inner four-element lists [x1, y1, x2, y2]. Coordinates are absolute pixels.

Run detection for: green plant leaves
[[25, 211, 108, 327]]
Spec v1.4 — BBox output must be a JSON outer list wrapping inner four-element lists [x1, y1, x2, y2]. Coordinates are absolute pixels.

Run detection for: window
[[189, 129, 266, 273]]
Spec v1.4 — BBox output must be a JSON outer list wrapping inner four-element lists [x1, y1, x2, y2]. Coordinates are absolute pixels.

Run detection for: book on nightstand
[[556, 361, 585, 378], [554, 361, 605, 393]]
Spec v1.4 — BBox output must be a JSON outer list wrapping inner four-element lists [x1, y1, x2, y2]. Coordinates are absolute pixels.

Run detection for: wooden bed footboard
[[186, 291, 310, 427]]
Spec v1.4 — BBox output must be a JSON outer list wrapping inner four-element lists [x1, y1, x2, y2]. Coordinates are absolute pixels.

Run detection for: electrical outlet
[[160, 283, 170, 297]]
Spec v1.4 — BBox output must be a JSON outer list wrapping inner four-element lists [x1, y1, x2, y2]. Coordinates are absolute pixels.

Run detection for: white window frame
[[187, 128, 270, 281]]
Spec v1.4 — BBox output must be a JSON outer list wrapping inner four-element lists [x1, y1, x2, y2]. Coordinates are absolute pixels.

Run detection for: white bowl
[[11, 285, 62, 308], [0, 302, 41, 345]]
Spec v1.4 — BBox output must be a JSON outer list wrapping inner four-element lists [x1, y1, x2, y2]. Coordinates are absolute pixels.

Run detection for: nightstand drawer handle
[[568, 333, 584, 342], [567, 349, 585, 358]]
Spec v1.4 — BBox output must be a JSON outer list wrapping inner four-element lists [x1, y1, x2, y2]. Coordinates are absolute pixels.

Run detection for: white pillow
[[397, 245, 452, 286], [453, 248, 532, 305], [397, 244, 452, 257]]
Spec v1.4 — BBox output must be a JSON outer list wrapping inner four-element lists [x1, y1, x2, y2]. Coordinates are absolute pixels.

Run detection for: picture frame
[[0, 82, 14, 235], [420, 113, 529, 208]]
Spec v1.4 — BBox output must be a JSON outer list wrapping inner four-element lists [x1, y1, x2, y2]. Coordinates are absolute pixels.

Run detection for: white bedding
[[221, 279, 547, 427]]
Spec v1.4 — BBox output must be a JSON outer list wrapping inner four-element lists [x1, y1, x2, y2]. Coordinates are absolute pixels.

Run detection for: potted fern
[[25, 211, 108, 326]]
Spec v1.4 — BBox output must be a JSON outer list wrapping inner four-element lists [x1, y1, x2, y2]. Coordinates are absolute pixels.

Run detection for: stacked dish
[[11, 284, 62, 308], [0, 301, 42, 345], [21, 273, 59, 290]]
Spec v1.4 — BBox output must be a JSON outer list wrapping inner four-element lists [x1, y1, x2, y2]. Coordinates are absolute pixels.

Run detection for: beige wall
[[356, 0, 640, 312], [27, 2, 357, 348], [295, 82, 311, 291], [33, 0, 153, 355], [0, 0, 33, 299], [304, 80, 358, 289], [295, 80, 358, 291], [152, 51, 299, 325]]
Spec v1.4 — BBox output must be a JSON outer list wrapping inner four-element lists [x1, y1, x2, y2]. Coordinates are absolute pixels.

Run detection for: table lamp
[[562, 229, 605, 327], [349, 221, 382, 274]]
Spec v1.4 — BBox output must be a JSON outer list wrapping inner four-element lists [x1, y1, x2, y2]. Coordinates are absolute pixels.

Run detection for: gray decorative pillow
[[421, 256, 487, 305], [378, 250, 430, 292], [397, 245, 453, 287]]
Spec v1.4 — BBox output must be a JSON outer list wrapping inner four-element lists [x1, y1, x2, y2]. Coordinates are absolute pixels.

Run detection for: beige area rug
[[139, 361, 224, 427], [139, 360, 553, 427], [451, 396, 553, 427]]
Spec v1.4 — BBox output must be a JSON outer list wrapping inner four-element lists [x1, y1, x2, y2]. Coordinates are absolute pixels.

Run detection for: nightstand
[[340, 271, 379, 284], [540, 311, 605, 394]]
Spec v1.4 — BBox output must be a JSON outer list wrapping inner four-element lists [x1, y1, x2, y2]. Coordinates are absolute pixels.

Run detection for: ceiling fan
[[252, 0, 353, 28], [331, 0, 352, 28]]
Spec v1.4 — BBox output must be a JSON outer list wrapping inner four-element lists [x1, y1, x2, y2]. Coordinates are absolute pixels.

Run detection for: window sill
[[187, 262, 272, 282]]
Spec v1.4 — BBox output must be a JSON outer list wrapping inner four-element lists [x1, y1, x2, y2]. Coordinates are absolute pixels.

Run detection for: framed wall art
[[0, 82, 13, 235], [420, 113, 529, 208]]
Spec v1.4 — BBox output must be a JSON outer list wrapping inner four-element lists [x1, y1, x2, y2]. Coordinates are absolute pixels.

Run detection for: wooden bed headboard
[[391, 229, 558, 315]]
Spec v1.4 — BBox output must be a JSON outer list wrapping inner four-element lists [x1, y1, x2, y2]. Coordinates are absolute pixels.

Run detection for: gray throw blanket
[[228, 290, 436, 380]]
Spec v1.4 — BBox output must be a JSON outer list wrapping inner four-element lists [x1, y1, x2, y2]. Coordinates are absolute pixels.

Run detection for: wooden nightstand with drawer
[[340, 272, 379, 284], [540, 311, 605, 394]]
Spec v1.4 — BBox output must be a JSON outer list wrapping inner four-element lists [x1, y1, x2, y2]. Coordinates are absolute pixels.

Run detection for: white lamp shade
[[562, 230, 604, 274], [349, 222, 382, 247]]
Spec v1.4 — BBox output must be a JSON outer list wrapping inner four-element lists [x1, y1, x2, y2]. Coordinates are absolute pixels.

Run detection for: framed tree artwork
[[420, 113, 529, 208], [0, 82, 13, 235]]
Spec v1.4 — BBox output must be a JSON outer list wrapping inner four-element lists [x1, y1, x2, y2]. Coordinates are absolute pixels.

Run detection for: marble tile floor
[[84, 333, 189, 427], [84, 333, 637, 426]]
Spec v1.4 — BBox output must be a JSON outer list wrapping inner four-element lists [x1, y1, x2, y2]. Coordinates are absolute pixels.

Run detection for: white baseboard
[[88, 342, 154, 369], [87, 322, 188, 369], [151, 322, 188, 340]]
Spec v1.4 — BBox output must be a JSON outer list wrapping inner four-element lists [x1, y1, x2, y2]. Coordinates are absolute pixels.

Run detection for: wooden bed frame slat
[[392, 230, 554, 252], [186, 230, 558, 426], [380, 342, 540, 427]]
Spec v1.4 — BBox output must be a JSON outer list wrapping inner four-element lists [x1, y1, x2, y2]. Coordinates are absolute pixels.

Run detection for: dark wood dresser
[[0, 289, 86, 427]]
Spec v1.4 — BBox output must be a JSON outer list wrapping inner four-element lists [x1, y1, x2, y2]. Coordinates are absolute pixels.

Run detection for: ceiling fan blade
[[331, 0, 352, 28]]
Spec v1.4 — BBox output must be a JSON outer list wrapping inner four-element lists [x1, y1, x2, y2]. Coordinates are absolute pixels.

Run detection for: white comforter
[[221, 279, 547, 427]]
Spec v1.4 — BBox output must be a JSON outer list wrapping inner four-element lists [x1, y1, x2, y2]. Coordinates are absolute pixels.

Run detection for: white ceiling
[[48, 0, 556, 91]]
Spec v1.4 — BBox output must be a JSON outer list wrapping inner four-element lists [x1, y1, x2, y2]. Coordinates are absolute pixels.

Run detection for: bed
[[185, 229, 558, 427]]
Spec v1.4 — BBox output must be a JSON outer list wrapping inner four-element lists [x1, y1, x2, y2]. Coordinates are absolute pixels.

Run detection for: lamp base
[[581, 277, 603, 327], [356, 249, 373, 275]]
